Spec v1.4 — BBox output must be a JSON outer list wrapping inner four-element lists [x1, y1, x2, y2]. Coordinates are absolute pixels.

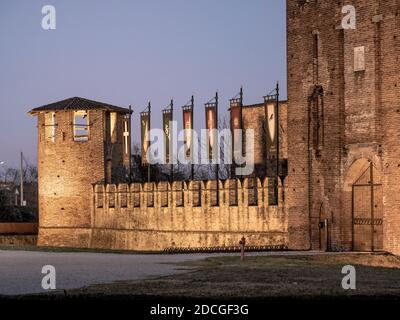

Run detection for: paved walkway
[[0, 249, 338, 295]]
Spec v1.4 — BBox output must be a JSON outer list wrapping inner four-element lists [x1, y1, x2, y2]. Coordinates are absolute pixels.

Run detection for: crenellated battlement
[[93, 177, 284, 210], [30, 98, 289, 252], [89, 177, 288, 251]]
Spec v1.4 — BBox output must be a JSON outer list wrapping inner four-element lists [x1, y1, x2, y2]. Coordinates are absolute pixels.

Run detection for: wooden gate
[[352, 163, 383, 251]]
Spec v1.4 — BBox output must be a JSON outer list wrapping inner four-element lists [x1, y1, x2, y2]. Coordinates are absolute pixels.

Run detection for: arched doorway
[[352, 161, 383, 251]]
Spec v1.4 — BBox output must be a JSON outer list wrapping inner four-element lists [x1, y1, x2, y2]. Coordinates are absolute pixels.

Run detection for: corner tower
[[29, 97, 132, 247], [287, 0, 400, 254]]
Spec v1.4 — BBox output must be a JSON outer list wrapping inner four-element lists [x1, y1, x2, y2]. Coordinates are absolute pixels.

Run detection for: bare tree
[[4, 168, 19, 185], [193, 115, 231, 181], [24, 165, 38, 184]]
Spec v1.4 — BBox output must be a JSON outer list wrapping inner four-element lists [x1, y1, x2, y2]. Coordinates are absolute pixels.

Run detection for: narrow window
[[45, 112, 56, 142], [313, 33, 319, 61], [110, 112, 117, 143], [310, 86, 324, 157], [73, 110, 89, 141], [313, 31, 319, 83]]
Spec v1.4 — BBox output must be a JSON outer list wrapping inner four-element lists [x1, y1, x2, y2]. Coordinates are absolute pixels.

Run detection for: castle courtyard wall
[[38, 178, 288, 251]]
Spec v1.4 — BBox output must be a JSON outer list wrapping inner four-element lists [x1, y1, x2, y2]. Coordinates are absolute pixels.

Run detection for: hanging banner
[[123, 117, 130, 155], [265, 100, 278, 177], [205, 104, 217, 161], [230, 99, 242, 160], [162, 109, 172, 163], [140, 111, 150, 165], [230, 99, 243, 171], [230, 101, 241, 131], [182, 106, 193, 159]]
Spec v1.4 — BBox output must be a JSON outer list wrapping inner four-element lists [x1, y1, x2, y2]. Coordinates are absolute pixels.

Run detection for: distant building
[[0, 181, 38, 208], [13, 183, 38, 208], [0, 182, 14, 206]]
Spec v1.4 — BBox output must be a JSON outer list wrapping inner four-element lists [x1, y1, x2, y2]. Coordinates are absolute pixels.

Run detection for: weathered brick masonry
[[88, 179, 287, 251], [30, 98, 131, 248], [30, 97, 288, 251], [39, 178, 288, 251], [287, 0, 400, 254], [242, 102, 288, 176], [29, 0, 399, 254]]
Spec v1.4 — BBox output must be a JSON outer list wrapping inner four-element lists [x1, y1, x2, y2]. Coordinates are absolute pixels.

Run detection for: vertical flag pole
[[170, 99, 174, 183], [191, 95, 194, 181], [128, 105, 132, 183], [276, 82, 280, 203], [370, 161, 375, 252], [215, 91, 219, 205], [239, 86, 243, 179], [20, 151, 24, 206], [148, 101, 151, 183], [276, 82, 280, 179], [230, 87, 244, 179]]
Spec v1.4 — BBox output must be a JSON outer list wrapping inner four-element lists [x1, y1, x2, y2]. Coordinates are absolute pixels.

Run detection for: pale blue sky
[[0, 0, 286, 167]]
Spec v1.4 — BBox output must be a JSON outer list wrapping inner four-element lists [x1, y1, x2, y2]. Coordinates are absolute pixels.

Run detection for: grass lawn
[[46, 253, 400, 299]]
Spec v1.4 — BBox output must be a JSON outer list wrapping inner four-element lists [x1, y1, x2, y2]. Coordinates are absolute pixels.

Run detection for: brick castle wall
[[287, 0, 400, 254], [37, 109, 129, 248], [379, 1, 400, 255], [34, 0, 400, 254], [242, 102, 288, 176], [38, 178, 288, 251], [35, 103, 289, 251]]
